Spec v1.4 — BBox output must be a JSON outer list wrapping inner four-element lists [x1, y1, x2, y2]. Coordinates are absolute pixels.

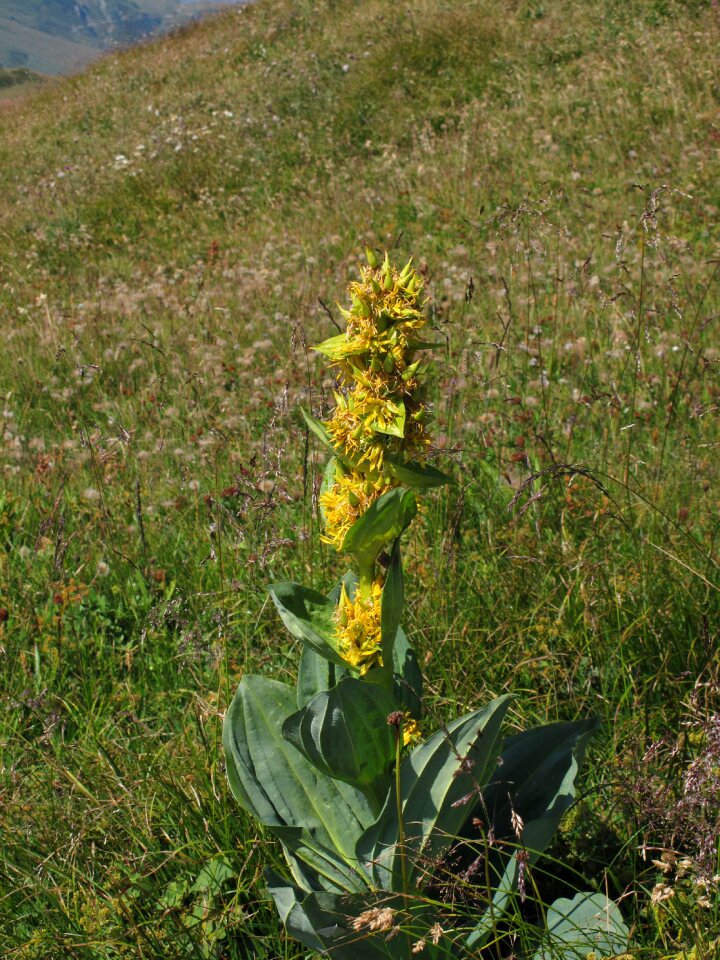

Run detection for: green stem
[[395, 720, 410, 901], [356, 558, 375, 599]]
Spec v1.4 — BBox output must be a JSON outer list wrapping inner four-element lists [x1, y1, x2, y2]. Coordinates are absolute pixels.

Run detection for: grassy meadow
[[1, 0, 719, 955]]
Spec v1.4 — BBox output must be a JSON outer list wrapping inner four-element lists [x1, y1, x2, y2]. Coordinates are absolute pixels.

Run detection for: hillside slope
[[0, 0, 719, 956], [0, 0, 231, 74]]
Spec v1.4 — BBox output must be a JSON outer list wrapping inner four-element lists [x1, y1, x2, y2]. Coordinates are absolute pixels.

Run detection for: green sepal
[[315, 333, 368, 361], [283, 676, 398, 812], [358, 695, 511, 891], [368, 400, 406, 439], [385, 457, 453, 489], [269, 581, 345, 667], [342, 487, 417, 565]]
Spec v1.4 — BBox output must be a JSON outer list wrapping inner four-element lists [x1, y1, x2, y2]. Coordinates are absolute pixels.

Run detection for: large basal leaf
[[283, 677, 398, 812], [464, 718, 599, 949], [386, 457, 453, 489], [269, 581, 346, 667], [223, 675, 375, 892], [342, 487, 417, 565], [267, 871, 446, 960], [533, 892, 630, 959], [296, 644, 350, 709], [358, 696, 511, 891]]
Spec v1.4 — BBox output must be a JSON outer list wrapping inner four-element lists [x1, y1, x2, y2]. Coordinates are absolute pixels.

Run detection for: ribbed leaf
[[269, 581, 345, 666], [386, 457, 453, 489], [283, 677, 397, 812], [534, 892, 630, 959], [358, 696, 511, 891], [296, 645, 349, 709], [464, 718, 599, 948], [267, 872, 444, 960], [392, 626, 422, 719], [342, 487, 417, 565], [380, 539, 403, 670], [223, 675, 374, 892]]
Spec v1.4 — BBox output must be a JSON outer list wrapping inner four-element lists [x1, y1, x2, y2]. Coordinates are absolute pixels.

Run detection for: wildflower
[[334, 580, 383, 673], [402, 713, 422, 747], [318, 252, 433, 488], [319, 466, 392, 551]]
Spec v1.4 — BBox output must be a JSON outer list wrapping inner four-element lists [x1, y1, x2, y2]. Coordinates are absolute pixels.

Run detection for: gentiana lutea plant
[[223, 251, 630, 958]]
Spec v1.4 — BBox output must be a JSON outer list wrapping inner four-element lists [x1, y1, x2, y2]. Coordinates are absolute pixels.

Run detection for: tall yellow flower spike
[[315, 250, 434, 687], [317, 251, 433, 556]]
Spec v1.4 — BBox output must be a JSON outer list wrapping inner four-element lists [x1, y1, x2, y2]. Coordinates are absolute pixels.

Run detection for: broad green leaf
[[407, 340, 445, 351], [358, 696, 511, 891], [534, 892, 630, 959], [392, 626, 422, 719], [190, 856, 234, 896], [296, 645, 350, 709], [380, 539, 403, 670], [464, 718, 599, 949], [223, 675, 374, 892], [386, 457, 453, 489], [269, 581, 345, 667], [342, 487, 417, 565], [283, 676, 397, 812]]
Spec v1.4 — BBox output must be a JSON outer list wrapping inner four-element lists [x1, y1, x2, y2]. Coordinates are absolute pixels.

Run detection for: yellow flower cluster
[[334, 579, 383, 674], [319, 466, 385, 550], [317, 252, 432, 551]]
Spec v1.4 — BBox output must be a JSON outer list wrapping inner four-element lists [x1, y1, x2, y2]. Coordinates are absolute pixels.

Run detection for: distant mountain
[[0, 0, 238, 75]]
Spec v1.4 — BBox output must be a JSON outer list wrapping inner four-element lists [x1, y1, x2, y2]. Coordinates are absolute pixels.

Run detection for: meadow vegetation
[[0, 0, 718, 956]]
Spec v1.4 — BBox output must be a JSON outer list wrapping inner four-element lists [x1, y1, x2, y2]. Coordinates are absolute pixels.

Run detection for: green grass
[[0, 0, 719, 956]]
